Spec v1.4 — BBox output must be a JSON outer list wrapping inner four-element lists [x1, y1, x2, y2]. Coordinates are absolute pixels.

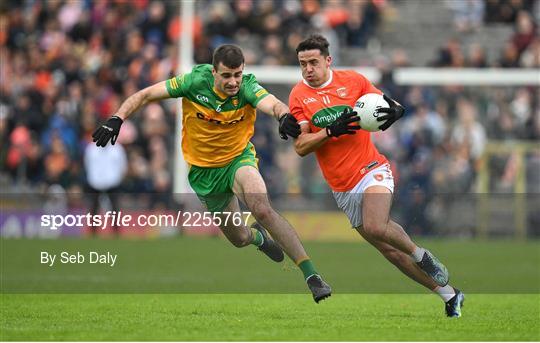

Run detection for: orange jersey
[[289, 70, 388, 192]]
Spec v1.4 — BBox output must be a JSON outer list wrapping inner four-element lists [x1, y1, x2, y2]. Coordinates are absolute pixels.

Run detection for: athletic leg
[[361, 185, 449, 286], [359, 184, 464, 315], [357, 222, 463, 316], [199, 193, 282, 261], [356, 223, 438, 290], [360, 186, 416, 254], [233, 165, 331, 302], [233, 166, 309, 263], [215, 195, 252, 248]]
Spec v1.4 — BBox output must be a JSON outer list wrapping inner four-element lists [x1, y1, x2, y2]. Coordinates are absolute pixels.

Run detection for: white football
[[353, 93, 389, 132]]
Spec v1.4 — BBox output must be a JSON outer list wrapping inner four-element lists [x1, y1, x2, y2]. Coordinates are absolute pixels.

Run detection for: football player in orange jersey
[[282, 34, 464, 317]]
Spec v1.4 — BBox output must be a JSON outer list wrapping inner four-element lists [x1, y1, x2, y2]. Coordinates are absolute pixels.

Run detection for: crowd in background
[[440, 0, 539, 68], [1, 0, 539, 235]]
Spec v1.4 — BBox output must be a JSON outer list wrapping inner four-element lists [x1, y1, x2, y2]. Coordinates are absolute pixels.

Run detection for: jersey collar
[[302, 70, 333, 89], [212, 85, 230, 100]]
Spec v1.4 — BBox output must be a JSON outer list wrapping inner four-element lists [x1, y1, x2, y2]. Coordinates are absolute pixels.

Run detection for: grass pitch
[[2, 294, 539, 340], [1, 237, 539, 340]]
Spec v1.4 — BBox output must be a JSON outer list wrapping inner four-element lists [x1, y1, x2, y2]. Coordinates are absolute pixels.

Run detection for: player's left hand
[[376, 94, 404, 131], [278, 113, 301, 140]]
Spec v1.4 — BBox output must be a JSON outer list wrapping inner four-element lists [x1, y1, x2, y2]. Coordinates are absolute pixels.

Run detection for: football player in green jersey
[[92, 44, 331, 303]]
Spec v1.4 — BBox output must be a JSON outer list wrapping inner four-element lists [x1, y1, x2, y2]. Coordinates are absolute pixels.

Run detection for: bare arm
[[255, 94, 289, 120], [115, 81, 171, 120], [294, 123, 329, 157]]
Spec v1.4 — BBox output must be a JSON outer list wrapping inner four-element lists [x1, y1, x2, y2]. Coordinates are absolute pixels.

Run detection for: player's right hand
[[92, 115, 123, 147], [325, 108, 361, 137], [278, 113, 301, 140]]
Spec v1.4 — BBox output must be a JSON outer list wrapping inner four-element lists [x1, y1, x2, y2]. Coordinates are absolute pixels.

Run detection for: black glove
[[376, 94, 404, 131], [278, 113, 301, 140], [92, 115, 123, 147], [325, 108, 361, 137]]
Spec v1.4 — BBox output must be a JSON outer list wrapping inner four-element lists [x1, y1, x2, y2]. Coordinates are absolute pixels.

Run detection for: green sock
[[250, 228, 264, 247], [297, 259, 318, 280]]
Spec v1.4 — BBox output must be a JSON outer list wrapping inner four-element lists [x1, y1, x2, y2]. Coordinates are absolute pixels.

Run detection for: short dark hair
[[296, 34, 330, 56], [212, 44, 245, 70]]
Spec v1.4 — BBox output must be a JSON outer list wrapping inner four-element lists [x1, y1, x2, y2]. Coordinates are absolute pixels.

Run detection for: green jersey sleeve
[[165, 72, 192, 98], [242, 74, 270, 107]]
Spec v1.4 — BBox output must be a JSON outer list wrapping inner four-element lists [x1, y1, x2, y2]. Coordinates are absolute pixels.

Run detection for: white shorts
[[332, 163, 394, 228]]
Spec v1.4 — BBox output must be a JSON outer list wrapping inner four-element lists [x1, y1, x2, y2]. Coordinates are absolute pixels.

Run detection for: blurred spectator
[[141, 1, 169, 47], [519, 36, 540, 67], [437, 143, 475, 192], [204, 2, 234, 49], [485, 0, 537, 23], [401, 102, 447, 153], [58, 0, 83, 33], [451, 98, 487, 162], [262, 34, 287, 65], [402, 154, 432, 235], [124, 147, 153, 193], [151, 168, 172, 208], [391, 49, 411, 68], [510, 87, 533, 129], [84, 142, 127, 234], [466, 43, 489, 68], [339, 0, 380, 48], [447, 0, 485, 33], [44, 133, 72, 187], [323, 0, 348, 30], [498, 41, 521, 67], [432, 38, 465, 67], [491, 109, 519, 140], [6, 124, 31, 178], [511, 10, 537, 54]]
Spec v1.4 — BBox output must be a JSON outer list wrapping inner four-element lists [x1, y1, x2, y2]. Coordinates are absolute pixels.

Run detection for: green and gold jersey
[[165, 64, 269, 167]]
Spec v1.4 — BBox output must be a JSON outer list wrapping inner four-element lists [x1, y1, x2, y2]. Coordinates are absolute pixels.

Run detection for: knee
[[361, 220, 388, 241], [229, 229, 252, 248], [251, 202, 274, 224]]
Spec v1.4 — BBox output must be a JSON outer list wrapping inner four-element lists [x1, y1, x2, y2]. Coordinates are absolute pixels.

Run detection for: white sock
[[434, 284, 456, 302], [411, 246, 425, 262]]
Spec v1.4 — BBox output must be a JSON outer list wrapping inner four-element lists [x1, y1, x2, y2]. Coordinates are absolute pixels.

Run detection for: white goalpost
[[174, 1, 195, 196]]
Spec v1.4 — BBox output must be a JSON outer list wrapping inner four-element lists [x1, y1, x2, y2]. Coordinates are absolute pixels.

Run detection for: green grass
[[1, 294, 539, 340], [1, 237, 539, 340], [1, 238, 539, 293]]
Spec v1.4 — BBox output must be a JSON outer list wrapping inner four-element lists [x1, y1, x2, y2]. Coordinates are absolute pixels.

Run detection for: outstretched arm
[[256, 94, 301, 140], [255, 94, 289, 120], [93, 81, 171, 146], [115, 81, 171, 120]]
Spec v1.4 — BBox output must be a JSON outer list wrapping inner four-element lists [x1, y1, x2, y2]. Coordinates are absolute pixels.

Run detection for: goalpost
[[174, 1, 194, 196]]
